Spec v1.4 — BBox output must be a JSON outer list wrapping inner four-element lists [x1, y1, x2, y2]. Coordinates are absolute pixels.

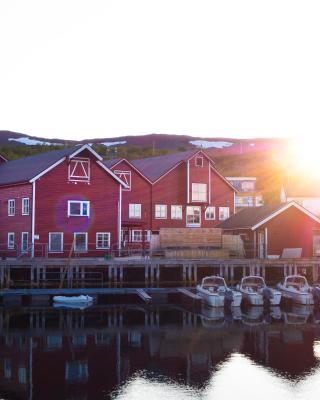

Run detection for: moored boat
[[196, 276, 242, 307], [276, 275, 314, 305], [53, 295, 94, 304], [237, 276, 281, 306]]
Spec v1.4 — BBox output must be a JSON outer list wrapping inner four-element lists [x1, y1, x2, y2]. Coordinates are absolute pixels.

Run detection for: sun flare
[[289, 137, 320, 179]]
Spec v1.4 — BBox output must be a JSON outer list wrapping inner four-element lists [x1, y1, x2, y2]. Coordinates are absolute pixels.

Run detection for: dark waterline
[[1, 299, 320, 399]]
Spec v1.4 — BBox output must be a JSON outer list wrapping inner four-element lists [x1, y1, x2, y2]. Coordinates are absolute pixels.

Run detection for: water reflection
[[0, 303, 319, 399]]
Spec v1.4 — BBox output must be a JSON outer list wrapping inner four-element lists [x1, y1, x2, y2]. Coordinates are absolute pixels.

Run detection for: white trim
[[251, 201, 320, 230], [48, 232, 64, 253], [226, 176, 256, 181], [7, 232, 15, 249], [96, 160, 129, 188], [208, 164, 211, 204], [195, 155, 204, 167], [171, 205, 183, 220], [218, 207, 230, 221], [0, 154, 7, 162], [191, 183, 207, 202], [22, 197, 30, 215], [73, 232, 88, 252], [114, 170, 131, 191], [111, 159, 153, 185], [186, 205, 201, 227], [265, 227, 268, 258], [187, 160, 190, 203], [129, 203, 141, 219], [233, 191, 236, 214], [8, 199, 15, 216], [155, 204, 167, 219], [205, 206, 215, 220], [118, 185, 122, 250], [210, 165, 238, 192], [68, 157, 90, 182], [29, 157, 67, 183], [96, 232, 111, 249], [31, 182, 36, 257], [69, 144, 103, 161], [68, 200, 90, 217], [21, 232, 29, 253]]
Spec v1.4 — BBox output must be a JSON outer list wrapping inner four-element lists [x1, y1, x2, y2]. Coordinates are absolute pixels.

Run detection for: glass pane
[[70, 202, 81, 215], [75, 234, 87, 251]]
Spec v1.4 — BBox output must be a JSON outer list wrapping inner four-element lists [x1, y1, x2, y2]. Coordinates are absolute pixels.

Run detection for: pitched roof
[[103, 158, 122, 169], [130, 150, 202, 182], [217, 202, 320, 230], [0, 145, 126, 187], [283, 178, 320, 198]]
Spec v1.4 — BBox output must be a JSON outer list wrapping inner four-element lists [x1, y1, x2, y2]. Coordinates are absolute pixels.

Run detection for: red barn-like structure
[[0, 145, 126, 257]]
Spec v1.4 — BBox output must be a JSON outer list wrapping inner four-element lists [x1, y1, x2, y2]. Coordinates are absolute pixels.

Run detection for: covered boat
[[196, 276, 242, 307], [237, 276, 281, 306], [276, 275, 314, 305], [53, 295, 94, 304]]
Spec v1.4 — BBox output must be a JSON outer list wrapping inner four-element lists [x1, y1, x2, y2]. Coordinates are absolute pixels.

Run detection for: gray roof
[[130, 150, 199, 182], [0, 147, 79, 186], [103, 158, 122, 169], [218, 204, 285, 229]]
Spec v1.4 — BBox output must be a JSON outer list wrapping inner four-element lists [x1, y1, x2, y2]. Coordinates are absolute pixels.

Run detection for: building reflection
[[0, 304, 318, 399]]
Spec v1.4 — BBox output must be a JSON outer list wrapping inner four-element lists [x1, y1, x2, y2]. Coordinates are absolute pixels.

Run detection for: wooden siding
[[35, 149, 120, 255]]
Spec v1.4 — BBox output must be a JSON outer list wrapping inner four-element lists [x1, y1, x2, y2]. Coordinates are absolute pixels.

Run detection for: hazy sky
[[1, 0, 320, 140]]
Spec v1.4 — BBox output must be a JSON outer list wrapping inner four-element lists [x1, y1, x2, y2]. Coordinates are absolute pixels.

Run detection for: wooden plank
[[136, 289, 152, 303], [177, 288, 201, 301]]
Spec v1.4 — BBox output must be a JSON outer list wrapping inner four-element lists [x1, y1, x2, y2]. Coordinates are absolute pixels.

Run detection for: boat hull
[[277, 288, 314, 305], [196, 287, 241, 307]]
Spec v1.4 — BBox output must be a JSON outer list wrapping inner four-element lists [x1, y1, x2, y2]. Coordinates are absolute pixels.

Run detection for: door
[[74, 233, 88, 252], [186, 206, 201, 227]]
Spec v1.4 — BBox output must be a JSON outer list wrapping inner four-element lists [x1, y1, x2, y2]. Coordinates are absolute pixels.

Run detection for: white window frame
[[21, 232, 29, 253], [205, 206, 216, 220], [114, 170, 131, 191], [68, 201, 90, 217], [68, 157, 90, 182], [195, 156, 204, 167], [192, 183, 207, 202], [8, 199, 15, 216], [219, 207, 230, 221], [96, 232, 111, 249], [7, 233, 15, 249], [155, 204, 167, 219], [22, 197, 30, 215], [171, 205, 183, 220], [129, 203, 141, 219], [73, 232, 88, 252], [49, 232, 64, 253], [186, 206, 201, 227], [131, 230, 151, 242]]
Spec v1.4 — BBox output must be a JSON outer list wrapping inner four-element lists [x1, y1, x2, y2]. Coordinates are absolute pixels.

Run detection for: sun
[[288, 137, 320, 179]]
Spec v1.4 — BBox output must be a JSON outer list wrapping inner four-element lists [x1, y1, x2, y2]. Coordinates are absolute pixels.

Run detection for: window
[[47, 335, 62, 349], [18, 367, 27, 384], [205, 206, 215, 220], [96, 232, 111, 249], [313, 232, 320, 256], [131, 230, 151, 242], [186, 206, 201, 227], [8, 199, 15, 216], [171, 205, 182, 219], [155, 204, 167, 219], [129, 203, 141, 219], [4, 359, 11, 379], [21, 232, 29, 253], [49, 233, 63, 252], [68, 201, 90, 216], [195, 156, 204, 167], [22, 198, 30, 215], [114, 170, 131, 190], [192, 183, 207, 202], [68, 157, 90, 182], [219, 207, 230, 220], [74, 233, 88, 252], [241, 181, 255, 192], [7, 233, 15, 249], [65, 361, 89, 381]]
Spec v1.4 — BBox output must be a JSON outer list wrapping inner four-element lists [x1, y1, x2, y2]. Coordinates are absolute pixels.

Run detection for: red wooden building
[[105, 150, 236, 246], [0, 145, 126, 257], [218, 202, 320, 258]]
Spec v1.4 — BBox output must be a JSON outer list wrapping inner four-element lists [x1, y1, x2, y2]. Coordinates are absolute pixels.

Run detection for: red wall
[[260, 206, 320, 258], [35, 149, 120, 256], [0, 183, 32, 255], [111, 161, 152, 228]]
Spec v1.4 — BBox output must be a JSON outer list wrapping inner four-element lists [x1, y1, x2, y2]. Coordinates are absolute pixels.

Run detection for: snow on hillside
[[190, 140, 234, 149], [8, 137, 62, 146], [100, 141, 127, 147]]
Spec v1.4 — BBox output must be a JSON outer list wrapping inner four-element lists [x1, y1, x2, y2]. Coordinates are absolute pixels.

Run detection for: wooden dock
[[0, 257, 319, 290]]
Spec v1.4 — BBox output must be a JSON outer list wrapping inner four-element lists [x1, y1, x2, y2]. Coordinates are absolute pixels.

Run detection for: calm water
[[1, 299, 320, 399]]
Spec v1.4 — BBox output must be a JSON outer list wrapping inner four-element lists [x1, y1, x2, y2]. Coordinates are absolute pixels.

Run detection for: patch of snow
[[249, 143, 255, 146], [100, 141, 127, 147], [190, 140, 234, 149], [8, 137, 62, 146]]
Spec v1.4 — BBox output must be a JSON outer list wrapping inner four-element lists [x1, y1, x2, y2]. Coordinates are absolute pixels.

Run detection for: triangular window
[[68, 158, 90, 182], [114, 170, 131, 190]]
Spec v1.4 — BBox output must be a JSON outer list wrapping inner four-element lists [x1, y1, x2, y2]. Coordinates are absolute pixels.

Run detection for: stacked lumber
[[222, 234, 245, 257], [159, 228, 222, 248]]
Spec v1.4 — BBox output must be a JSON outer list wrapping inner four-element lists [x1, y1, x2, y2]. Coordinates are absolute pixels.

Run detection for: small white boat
[[237, 276, 281, 306], [196, 276, 242, 307], [276, 275, 314, 305], [53, 295, 94, 304]]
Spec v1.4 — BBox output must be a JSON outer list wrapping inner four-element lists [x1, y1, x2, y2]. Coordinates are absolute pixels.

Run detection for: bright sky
[[1, 0, 320, 140]]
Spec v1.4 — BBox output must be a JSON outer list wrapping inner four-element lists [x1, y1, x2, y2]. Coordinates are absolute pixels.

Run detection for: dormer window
[[68, 157, 90, 182], [114, 170, 131, 190], [195, 156, 203, 167]]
